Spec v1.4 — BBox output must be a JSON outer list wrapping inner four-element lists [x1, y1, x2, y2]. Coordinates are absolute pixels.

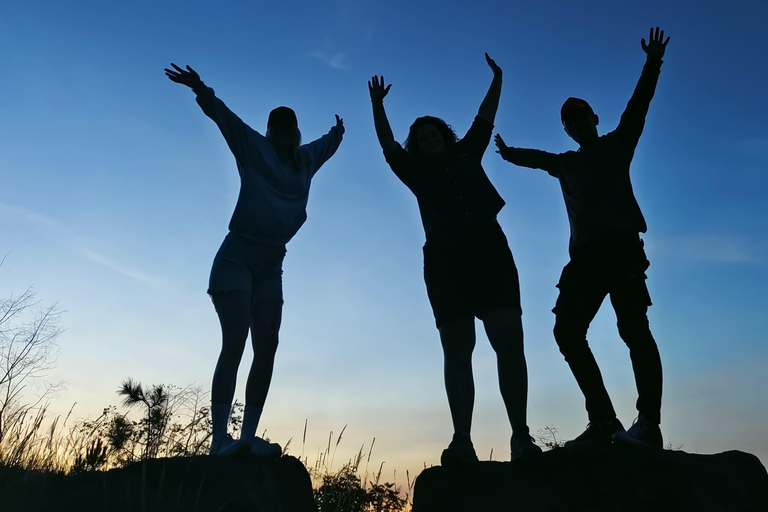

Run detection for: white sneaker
[[248, 436, 282, 458], [209, 434, 250, 456]]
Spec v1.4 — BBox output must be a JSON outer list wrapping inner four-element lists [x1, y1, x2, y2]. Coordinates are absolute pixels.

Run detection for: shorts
[[207, 232, 286, 304], [423, 222, 522, 328]]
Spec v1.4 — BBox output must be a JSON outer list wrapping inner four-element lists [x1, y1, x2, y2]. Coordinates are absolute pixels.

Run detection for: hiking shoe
[[209, 434, 250, 456], [440, 433, 479, 466], [510, 434, 542, 461], [564, 418, 625, 447], [248, 436, 283, 458], [612, 414, 662, 449]]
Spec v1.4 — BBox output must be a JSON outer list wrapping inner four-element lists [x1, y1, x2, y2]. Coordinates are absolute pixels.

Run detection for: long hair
[[267, 106, 304, 171], [404, 116, 457, 157]]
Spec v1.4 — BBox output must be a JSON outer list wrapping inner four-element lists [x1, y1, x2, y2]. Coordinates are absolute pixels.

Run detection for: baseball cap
[[561, 97, 595, 121]]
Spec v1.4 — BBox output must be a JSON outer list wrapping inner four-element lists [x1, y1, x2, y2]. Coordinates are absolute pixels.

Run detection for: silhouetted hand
[[335, 114, 345, 135], [494, 133, 512, 160], [164, 63, 203, 89], [485, 53, 502, 81], [368, 75, 392, 102], [641, 27, 670, 60]]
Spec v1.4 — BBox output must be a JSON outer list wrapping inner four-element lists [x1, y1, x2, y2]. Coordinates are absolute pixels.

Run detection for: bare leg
[[211, 290, 251, 406], [438, 316, 476, 435], [481, 307, 528, 434], [245, 299, 283, 410]]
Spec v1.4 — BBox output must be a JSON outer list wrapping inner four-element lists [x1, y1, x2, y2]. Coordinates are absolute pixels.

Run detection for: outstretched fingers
[[494, 133, 507, 153], [368, 75, 391, 101]]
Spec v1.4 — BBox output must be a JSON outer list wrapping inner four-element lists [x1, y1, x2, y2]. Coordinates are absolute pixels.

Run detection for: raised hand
[[641, 27, 670, 60], [494, 133, 511, 159], [485, 53, 502, 81], [335, 114, 345, 135], [368, 75, 392, 102], [164, 63, 203, 88]]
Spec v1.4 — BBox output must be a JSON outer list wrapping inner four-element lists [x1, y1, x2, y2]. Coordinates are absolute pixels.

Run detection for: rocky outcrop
[[413, 443, 768, 512], [2, 454, 315, 512]]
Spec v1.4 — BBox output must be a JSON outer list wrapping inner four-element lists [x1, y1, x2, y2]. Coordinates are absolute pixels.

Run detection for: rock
[[1, 454, 315, 512], [412, 443, 768, 512]]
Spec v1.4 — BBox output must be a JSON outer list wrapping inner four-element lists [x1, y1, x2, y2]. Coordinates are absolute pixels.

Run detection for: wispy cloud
[[0, 201, 62, 229], [1, 200, 167, 289], [648, 234, 763, 265], [80, 248, 164, 289], [310, 49, 349, 70]]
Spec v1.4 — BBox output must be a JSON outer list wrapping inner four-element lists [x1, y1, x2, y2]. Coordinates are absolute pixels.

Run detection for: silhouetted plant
[[535, 425, 564, 450], [118, 378, 170, 460], [315, 461, 369, 512], [0, 265, 64, 445]]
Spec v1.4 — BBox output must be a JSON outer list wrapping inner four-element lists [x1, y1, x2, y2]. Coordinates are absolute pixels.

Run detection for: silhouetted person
[[369, 54, 541, 465], [165, 64, 344, 456], [494, 28, 670, 449]]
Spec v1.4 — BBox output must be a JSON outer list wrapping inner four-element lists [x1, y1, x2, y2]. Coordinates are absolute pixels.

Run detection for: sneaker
[[510, 433, 542, 461], [209, 434, 251, 456], [440, 433, 479, 466], [564, 418, 625, 447], [612, 414, 662, 449], [248, 436, 283, 458]]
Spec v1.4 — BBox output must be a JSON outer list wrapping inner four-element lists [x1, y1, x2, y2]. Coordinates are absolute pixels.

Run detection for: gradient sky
[[2, 0, 767, 480]]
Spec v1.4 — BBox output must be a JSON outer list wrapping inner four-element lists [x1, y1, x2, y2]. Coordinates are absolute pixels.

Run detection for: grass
[[0, 399, 412, 512]]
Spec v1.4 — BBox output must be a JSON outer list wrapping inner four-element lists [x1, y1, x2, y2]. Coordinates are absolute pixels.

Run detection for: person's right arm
[[368, 75, 400, 154], [368, 75, 421, 190], [165, 63, 253, 163], [494, 133, 564, 176]]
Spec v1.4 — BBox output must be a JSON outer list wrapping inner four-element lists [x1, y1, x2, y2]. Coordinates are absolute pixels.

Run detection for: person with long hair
[[165, 63, 344, 456], [368, 54, 540, 464]]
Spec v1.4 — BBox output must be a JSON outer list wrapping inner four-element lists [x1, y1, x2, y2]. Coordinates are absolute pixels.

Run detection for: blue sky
[[2, 0, 767, 477]]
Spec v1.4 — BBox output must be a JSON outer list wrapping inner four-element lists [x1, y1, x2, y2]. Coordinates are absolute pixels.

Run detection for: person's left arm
[[304, 115, 345, 175], [460, 54, 503, 155], [477, 53, 503, 125], [615, 27, 670, 148]]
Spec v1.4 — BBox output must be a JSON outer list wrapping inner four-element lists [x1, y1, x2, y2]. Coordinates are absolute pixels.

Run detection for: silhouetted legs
[[553, 281, 616, 423], [439, 316, 476, 435], [611, 288, 662, 424], [211, 290, 252, 407], [553, 238, 662, 428], [245, 299, 282, 410], [211, 291, 282, 435], [481, 307, 529, 435], [438, 307, 530, 435]]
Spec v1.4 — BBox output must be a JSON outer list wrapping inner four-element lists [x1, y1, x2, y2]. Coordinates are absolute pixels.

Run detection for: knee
[[439, 321, 475, 358], [253, 333, 280, 356], [616, 317, 654, 348], [553, 319, 588, 360]]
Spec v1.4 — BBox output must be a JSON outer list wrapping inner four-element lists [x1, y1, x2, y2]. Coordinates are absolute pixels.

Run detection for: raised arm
[[165, 63, 253, 163], [614, 27, 670, 147], [368, 75, 400, 154], [304, 115, 345, 176], [477, 53, 503, 125], [494, 134, 563, 176]]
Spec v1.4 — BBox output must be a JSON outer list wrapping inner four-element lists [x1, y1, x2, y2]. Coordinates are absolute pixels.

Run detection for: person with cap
[[165, 63, 344, 456], [368, 54, 541, 465], [494, 27, 670, 448]]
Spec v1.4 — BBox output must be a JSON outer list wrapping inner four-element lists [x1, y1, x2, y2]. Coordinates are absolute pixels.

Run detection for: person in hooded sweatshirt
[[165, 63, 343, 456]]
